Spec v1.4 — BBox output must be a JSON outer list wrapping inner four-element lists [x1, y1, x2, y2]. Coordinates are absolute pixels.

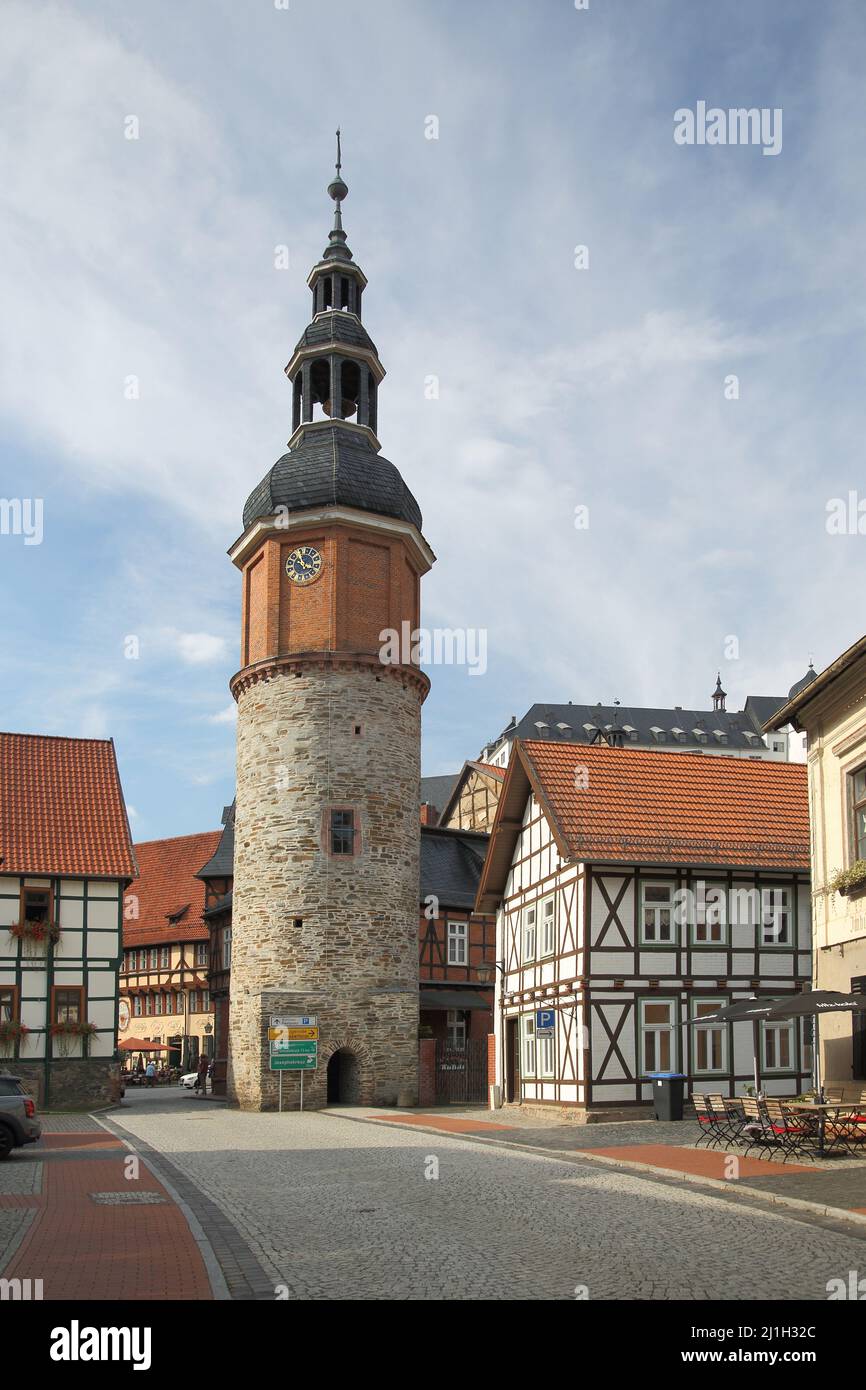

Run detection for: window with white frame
[[692, 883, 727, 945], [640, 998, 677, 1073], [133, 996, 142, 1017], [521, 1013, 536, 1078], [537, 1027, 555, 1078], [149, 948, 158, 968], [145, 994, 153, 1015], [641, 883, 676, 945], [523, 905, 537, 962], [195, 942, 208, 967], [159, 946, 169, 968], [223, 927, 232, 969], [691, 998, 727, 1073], [446, 1009, 466, 1050], [760, 886, 791, 946], [447, 920, 467, 966], [762, 1019, 795, 1072], [540, 897, 555, 957]]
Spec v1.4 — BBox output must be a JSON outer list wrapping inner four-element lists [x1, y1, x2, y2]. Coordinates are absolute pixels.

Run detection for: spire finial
[[324, 128, 351, 261]]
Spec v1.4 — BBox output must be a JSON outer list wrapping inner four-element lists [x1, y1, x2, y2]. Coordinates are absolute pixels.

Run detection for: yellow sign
[[269, 1025, 319, 1041]]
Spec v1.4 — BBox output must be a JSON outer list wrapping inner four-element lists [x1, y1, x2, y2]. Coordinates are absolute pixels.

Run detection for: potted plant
[[50, 1020, 97, 1057], [8, 919, 62, 954], [0, 1020, 29, 1057], [829, 862, 866, 898]]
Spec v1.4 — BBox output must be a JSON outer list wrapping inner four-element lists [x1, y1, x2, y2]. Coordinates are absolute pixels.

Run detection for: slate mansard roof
[[477, 739, 810, 910], [124, 831, 222, 949], [420, 826, 490, 911], [242, 425, 423, 533], [487, 699, 788, 756], [0, 732, 137, 880]]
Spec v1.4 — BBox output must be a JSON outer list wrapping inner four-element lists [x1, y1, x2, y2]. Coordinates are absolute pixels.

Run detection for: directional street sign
[[270, 1015, 317, 1028], [270, 1052, 317, 1071], [271, 1039, 318, 1055]]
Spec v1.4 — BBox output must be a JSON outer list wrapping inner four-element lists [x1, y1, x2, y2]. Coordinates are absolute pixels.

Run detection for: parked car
[[180, 1072, 198, 1089], [0, 1074, 42, 1160]]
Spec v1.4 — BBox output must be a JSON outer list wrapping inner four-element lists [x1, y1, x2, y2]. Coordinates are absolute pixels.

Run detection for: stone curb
[[330, 1111, 866, 1232]]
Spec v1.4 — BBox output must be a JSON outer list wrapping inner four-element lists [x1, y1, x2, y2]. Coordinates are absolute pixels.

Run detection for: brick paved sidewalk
[[347, 1106, 866, 1225], [0, 1115, 214, 1300]]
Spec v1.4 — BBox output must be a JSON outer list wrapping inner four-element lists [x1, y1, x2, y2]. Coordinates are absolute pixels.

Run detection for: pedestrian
[[145, 1060, 157, 1089], [195, 1053, 209, 1096]]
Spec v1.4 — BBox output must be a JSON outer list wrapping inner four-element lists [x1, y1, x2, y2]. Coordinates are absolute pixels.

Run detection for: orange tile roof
[[124, 831, 221, 947], [521, 740, 810, 870], [476, 762, 506, 779], [0, 732, 136, 879]]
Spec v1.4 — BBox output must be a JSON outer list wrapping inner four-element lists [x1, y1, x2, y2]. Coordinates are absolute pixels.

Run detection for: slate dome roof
[[787, 664, 818, 700], [242, 424, 422, 532]]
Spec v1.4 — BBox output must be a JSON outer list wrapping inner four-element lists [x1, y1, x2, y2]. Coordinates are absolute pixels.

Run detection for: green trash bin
[[646, 1072, 686, 1121]]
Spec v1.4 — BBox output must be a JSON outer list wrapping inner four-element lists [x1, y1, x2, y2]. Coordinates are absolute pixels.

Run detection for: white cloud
[[206, 705, 237, 725], [174, 633, 228, 666]]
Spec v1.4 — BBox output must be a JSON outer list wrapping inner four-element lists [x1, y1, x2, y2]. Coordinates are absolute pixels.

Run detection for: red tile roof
[[476, 762, 506, 779], [0, 732, 136, 879], [124, 832, 221, 947], [521, 740, 810, 870], [478, 740, 810, 912]]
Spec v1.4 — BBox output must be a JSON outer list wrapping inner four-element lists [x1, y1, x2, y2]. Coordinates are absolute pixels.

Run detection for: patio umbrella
[[763, 991, 866, 1099], [686, 996, 783, 1096]]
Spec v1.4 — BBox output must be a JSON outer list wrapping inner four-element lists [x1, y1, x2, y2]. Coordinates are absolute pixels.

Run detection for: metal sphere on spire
[[327, 128, 348, 203]]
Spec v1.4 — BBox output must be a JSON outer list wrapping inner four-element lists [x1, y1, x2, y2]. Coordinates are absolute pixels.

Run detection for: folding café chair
[[761, 1098, 814, 1162], [692, 1094, 724, 1148], [707, 1093, 740, 1148], [825, 1102, 866, 1156], [737, 1096, 767, 1153]]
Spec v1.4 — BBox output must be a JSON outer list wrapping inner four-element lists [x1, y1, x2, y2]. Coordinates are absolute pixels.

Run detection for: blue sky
[[2, 0, 865, 839]]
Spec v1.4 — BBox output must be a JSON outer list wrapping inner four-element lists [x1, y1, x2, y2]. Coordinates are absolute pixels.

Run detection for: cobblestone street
[[105, 1092, 866, 1301]]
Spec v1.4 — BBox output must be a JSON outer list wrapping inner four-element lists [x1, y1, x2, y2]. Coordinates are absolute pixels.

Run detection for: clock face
[[285, 545, 323, 586]]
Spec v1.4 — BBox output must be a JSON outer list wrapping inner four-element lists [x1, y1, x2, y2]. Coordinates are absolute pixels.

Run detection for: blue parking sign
[[536, 1009, 555, 1033]]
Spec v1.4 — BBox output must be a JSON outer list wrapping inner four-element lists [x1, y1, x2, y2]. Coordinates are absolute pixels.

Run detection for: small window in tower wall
[[331, 809, 355, 855]]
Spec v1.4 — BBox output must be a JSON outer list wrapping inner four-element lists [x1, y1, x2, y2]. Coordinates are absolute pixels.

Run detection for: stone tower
[[227, 138, 434, 1111]]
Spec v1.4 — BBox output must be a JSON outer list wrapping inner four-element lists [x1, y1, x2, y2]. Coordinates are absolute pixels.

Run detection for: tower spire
[[324, 127, 352, 262]]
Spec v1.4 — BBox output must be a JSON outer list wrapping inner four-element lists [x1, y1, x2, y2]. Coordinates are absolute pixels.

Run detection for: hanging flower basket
[[50, 1020, 97, 1057], [8, 920, 62, 953], [0, 1020, 29, 1057]]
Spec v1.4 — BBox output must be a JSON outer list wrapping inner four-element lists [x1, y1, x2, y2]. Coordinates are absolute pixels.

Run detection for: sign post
[[269, 1015, 318, 1111]]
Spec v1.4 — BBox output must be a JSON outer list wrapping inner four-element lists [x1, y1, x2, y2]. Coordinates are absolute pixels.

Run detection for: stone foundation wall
[[10, 1059, 121, 1110], [228, 663, 422, 1111]]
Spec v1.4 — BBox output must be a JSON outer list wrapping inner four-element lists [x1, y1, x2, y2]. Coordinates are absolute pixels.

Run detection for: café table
[[785, 1101, 856, 1157]]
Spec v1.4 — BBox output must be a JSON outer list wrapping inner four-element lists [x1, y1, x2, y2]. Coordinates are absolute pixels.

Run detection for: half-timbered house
[[477, 740, 812, 1116], [419, 825, 496, 1045], [120, 830, 221, 1073], [436, 762, 506, 832], [0, 733, 136, 1107]]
